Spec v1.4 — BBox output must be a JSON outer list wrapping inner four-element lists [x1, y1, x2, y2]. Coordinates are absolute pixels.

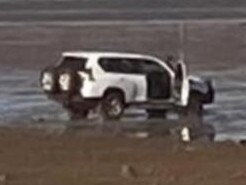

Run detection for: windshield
[[58, 56, 87, 70]]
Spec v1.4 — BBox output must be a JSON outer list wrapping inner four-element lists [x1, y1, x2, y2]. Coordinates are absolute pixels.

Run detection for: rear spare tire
[[40, 67, 59, 94], [58, 68, 81, 96]]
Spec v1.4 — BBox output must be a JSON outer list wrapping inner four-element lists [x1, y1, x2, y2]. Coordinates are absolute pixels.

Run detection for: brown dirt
[[0, 128, 245, 185]]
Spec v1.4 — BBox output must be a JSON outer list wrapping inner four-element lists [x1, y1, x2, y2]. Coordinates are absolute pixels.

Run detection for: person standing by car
[[165, 55, 176, 71], [165, 55, 186, 100]]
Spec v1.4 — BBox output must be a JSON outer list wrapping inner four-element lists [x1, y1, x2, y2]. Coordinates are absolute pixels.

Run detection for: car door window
[[122, 59, 143, 74], [99, 58, 121, 73], [142, 60, 165, 73], [118, 59, 133, 73], [140, 60, 166, 74], [99, 57, 166, 75], [99, 57, 137, 74]]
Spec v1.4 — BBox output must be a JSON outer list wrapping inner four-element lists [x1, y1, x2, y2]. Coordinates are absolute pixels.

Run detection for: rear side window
[[99, 58, 121, 73], [99, 57, 166, 74], [99, 58, 139, 74], [58, 57, 87, 70]]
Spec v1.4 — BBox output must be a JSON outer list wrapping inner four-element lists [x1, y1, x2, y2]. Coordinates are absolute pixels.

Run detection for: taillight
[[59, 73, 71, 91]]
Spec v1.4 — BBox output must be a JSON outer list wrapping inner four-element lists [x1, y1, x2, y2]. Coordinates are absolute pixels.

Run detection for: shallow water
[[0, 68, 246, 141], [0, 69, 67, 123]]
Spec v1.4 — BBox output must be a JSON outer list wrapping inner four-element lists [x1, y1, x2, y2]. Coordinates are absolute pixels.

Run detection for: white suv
[[40, 51, 214, 120]]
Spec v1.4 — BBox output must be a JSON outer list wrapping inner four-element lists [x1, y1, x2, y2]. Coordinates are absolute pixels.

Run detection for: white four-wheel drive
[[40, 51, 214, 120]]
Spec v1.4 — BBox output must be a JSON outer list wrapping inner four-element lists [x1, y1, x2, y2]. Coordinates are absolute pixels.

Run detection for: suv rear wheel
[[98, 91, 125, 120]]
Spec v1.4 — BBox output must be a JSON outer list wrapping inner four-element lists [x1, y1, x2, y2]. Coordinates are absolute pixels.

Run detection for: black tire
[[58, 68, 81, 96], [40, 66, 59, 94], [147, 109, 167, 119], [64, 104, 89, 120], [98, 91, 125, 120]]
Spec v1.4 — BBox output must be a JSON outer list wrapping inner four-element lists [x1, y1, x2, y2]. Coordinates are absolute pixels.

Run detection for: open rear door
[[175, 59, 190, 106]]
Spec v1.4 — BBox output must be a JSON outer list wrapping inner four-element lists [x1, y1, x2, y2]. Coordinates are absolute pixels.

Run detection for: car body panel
[[80, 72, 147, 103], [76, 53, 173, 103]]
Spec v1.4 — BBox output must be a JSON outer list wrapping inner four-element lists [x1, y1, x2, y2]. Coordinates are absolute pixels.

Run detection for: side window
[[117, 59, 132, 73], [99, 57, 137, 74], [124, 59, 142, 74], [98, 57, 166, 74], [98, 58, 120, 72], [138, 59, 166, 74]]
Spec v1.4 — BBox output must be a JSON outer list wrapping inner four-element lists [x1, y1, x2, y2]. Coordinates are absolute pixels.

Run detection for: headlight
[[59, 73, 71, 91]]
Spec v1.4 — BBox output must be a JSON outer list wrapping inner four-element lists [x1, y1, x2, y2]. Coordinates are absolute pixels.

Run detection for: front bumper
[[189, 77, 215, 104], [201, 80, 215, 104]]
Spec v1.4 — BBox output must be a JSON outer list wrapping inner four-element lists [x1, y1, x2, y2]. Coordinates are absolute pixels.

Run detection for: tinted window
[[139, 60, 165, 74], [99, 58, 138, 73], [99, 58, 120, 72], [58, 57, 87, 70], [99, 57, 165, 74]]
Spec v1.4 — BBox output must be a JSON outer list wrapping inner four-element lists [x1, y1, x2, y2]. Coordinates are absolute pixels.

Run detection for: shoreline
[[0, 127, 245, 185]]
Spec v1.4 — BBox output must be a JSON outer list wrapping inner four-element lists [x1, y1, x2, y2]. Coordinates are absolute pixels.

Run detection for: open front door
[[175, 59, 190, 106]]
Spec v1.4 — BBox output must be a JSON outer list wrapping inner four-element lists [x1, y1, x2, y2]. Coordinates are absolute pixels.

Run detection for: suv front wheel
[[98, 91, 125, 120]]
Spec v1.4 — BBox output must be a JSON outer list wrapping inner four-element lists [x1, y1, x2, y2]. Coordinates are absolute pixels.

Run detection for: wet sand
[[0, 128, 245, 185], [0, 21, 246, 71]]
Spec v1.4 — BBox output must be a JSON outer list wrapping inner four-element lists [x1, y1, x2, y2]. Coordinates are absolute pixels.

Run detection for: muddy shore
[[0, 128, 245, 185]]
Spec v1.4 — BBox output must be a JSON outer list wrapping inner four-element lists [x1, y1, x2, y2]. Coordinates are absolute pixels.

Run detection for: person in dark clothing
[[165, 55, 185, 81], [165, 55, 176, 71]]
